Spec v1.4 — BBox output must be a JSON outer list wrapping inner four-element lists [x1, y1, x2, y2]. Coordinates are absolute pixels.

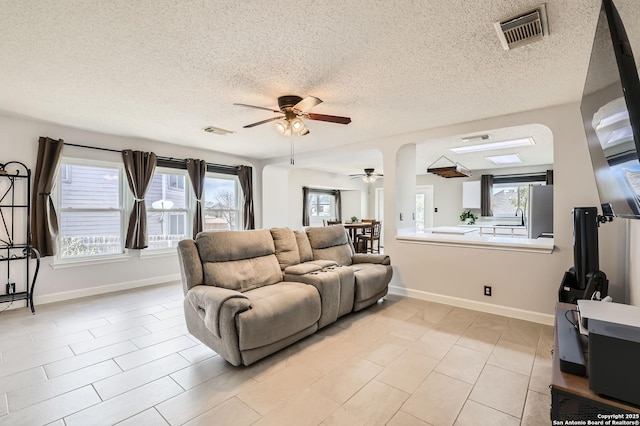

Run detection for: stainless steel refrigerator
[[528, 185, 553, 238]]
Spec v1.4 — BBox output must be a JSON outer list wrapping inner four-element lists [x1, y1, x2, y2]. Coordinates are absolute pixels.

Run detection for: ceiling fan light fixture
[[275, 119, 290, 135], [291, 117, 304, 132], [362, 175, 377, 183], [298, 125, 310, 136]]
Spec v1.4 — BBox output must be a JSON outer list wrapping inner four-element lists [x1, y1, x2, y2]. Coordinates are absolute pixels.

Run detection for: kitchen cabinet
[[462, 181, 481, 209]]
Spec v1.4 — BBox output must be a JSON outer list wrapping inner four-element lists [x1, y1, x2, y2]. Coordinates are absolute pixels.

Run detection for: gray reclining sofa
[[177, 225, 392, 366]]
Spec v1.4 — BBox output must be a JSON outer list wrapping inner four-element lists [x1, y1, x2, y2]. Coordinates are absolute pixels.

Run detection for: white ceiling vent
[[203, 126, 234, 135], [494, 4, 548, 50]]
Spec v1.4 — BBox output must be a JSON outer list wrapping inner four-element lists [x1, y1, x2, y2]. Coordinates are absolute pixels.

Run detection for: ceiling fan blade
[[234, 103, 281, 113], [243, 116, 283, 128], [307, 113, 351, 125], [293, 96, 322, 113]]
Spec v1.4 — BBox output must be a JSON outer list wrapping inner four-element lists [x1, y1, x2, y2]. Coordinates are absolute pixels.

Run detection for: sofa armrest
[[178, 240, 204, 294], [186, 285, 251, 338], [352, 253, 390, 265]]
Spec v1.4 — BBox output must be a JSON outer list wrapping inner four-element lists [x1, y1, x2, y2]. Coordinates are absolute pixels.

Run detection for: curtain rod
[[489, 170, 551, 177], [63, 142, 240, 172]]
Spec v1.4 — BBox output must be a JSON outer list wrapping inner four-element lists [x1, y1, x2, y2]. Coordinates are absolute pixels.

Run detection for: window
[[169, 213, 186, 235], [145, 170, 190, 250], [58, 160, 125, 259], [309, 193, 334, 217], [56, 158, 244, 260], [168, 174, 184, 190], [60, 164, 71, 183], [203, 175, 241, 231], [491, 182, 544, 217], [306, 190, 337, 226]]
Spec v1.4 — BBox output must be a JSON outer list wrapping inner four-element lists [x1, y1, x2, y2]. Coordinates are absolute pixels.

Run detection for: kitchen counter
[[459, 224, 527, 237], [430, 226, 480, 235], [396, 229, 554, 254]]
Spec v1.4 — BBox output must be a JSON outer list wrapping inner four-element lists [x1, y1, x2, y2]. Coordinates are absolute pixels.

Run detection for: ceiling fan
[[234, 95, 351, 136], [350, 168, 383, 183]]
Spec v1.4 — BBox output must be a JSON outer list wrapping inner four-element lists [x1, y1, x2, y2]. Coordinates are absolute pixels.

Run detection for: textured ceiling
[[1, 0, 635, 171]]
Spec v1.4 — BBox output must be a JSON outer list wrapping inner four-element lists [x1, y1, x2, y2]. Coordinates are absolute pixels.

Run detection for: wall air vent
[[203, 126, 234, 135], [494, 4, 548, 50]]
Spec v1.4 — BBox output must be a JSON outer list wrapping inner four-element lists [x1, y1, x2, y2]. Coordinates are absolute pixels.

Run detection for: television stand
[[551, 303, 640, 421]]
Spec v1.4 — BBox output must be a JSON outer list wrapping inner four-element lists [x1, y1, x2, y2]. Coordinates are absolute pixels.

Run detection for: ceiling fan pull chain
[[290, 138, 295, 165]]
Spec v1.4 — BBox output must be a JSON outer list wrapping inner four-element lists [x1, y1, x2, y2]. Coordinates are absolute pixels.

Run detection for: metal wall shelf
[[0, 161, 40, 314]]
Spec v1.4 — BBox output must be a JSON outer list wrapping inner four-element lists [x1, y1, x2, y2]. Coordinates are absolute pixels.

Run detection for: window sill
[[396, 230, 554, 254], [50, 254, 131, 269], [138, 248, 178, 259]]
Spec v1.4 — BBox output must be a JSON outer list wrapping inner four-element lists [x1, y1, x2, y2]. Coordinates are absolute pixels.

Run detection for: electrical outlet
[[6, 283, 15, 294], [484, 285, 492, 297]]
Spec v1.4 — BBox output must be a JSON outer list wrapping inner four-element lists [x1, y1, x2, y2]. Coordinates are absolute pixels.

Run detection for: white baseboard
[[388, 285, 554, 326], [34, 274, 182, 305]]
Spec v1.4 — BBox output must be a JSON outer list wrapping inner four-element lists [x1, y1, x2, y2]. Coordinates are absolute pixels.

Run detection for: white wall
[[395, 144, 417, 233], [416, 173, 466, 227], [0, 113, 258, 304], [262, 165, 290, 228], [284, 168, 368, 229]]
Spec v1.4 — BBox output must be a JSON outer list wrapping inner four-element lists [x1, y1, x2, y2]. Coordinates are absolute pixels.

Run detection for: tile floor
[[0, 283, 553, 425]]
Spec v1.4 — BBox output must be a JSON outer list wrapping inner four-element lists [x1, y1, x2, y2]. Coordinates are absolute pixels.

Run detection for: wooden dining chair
[[360, 219, 375, 236], [357, 220, 381, 253], [326, 220, 342, 226]]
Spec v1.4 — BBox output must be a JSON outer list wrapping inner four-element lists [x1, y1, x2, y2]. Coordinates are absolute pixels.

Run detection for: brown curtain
[[122, 150, 157, 249], [480, 174, 493, 217], [546, 169, 554, 185], [334, 190, 342, 222], [187, 159, 206, 238], [237, 165, 255, 230], [302, 187, 310, 226], [31, 137, 64, 257]]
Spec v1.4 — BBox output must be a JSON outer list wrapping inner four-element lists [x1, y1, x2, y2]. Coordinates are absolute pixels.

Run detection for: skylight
[[486, 154, 523, 165], [451, 137, 534, 154]]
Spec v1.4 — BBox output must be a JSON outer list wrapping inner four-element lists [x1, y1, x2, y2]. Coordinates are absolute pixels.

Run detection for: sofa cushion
[[270, 228, 301, 269], [309, 259, 339, 268], [196, 230, 282, 292], [306, 226, 353, 266], [202, 256, 283, 292], [185, 285, 250, 338], [196, 229, 274, 262], [349, 263, 392, 302], [294, 230, 313, 262], [325, 265, 356, 317], [237, 282, 321, 350], [284, 263, 324, 276]]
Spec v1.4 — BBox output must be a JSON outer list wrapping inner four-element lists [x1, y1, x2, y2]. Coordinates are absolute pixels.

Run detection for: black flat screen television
[[581, 0, 640, 219]]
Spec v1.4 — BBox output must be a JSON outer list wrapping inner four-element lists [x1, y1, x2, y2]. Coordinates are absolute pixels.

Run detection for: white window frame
[[142, 168, 193, 254], [59, 164, 71, 184], [202, 173, 243, 232], [491, 181, 545, 218], [52, 157, 129, 268], [308, 191, 336, 223], [168, 174, 185, 190], [51, 159, 243, 265]]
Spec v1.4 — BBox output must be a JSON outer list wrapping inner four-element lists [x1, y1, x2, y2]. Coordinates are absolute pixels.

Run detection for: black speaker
[[572, 207, 600, 290]]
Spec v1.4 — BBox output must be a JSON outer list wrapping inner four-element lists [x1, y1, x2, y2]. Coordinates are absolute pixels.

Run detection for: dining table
[[343, 222, 373, 251]]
